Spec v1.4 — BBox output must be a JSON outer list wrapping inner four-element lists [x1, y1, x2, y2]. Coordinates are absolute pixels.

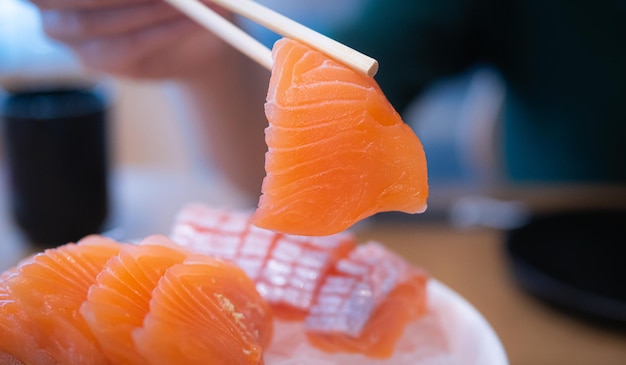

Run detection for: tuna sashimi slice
[[253, 38, 429, 236], [4, 235, 123, 365], [133, 255, 274, 365], [80, 238, 189, 365], [170, 203, 356, 317], [305, 242, 428, 358]]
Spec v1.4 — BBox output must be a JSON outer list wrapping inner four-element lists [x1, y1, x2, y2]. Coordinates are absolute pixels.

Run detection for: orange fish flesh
[[252, 38, 429, 236], [3, 235, 122, 364], [0, 234, 276, 364], [133, 255, 274, 365], [1, 267, 54, 365], [80, 239, 189, 364]]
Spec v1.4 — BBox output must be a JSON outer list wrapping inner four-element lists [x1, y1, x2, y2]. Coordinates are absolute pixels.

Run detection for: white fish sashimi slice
[[170, 203, 357, 314], [305, 242, 425, 336], [266, 308, 452, 365]]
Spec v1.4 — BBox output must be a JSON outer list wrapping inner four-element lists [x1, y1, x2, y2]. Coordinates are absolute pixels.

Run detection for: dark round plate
[[504, 209, 626, 328]]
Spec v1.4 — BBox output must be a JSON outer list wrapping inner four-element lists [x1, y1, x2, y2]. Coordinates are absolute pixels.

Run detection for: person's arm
[[34, 0, 271, 200], [169, 47, 270, 201]]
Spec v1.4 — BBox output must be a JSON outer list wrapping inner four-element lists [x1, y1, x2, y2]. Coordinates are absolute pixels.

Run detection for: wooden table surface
[[1, 169, 626, 365], [355, 221, 626, 365]]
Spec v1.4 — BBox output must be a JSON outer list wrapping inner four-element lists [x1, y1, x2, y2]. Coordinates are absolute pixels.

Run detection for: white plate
[[265, 279, 508, 365], [427, 280, 508, 365]]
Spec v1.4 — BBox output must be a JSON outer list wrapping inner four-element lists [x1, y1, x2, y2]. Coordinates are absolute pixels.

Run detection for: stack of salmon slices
[[0, 235, 273, 365]]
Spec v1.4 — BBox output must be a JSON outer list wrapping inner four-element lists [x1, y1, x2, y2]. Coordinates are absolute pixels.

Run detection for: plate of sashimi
[[0, 38, 508, 364], [0, 204, 507, 365]]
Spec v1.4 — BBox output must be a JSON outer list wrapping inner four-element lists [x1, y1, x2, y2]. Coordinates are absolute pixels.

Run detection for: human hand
[[32, 0, 238, 80]]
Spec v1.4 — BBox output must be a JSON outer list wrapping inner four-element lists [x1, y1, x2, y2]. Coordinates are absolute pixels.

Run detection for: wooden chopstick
[[164, 0, 379, 77], [163, 0, 273, 71], [207, 0, 379, 77]]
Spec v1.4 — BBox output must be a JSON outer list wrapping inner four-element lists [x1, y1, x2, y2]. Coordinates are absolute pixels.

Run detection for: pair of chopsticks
[[162, 0, 379, 77]]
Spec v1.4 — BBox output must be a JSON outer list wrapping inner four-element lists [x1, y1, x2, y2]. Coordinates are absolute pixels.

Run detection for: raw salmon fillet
[[171, 203, 356, 318], [253, 38, 429, 236], [1, 268, 52, 365], [133, 255, 274, 365], [0, 352, 23, 365], [80, 239, 189, 364], [3, 235, 122, 365], [1, 234, 276, 364]]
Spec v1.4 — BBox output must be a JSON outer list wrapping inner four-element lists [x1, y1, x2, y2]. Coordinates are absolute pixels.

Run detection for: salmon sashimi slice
[[252, 38, 429, 236], [0, 352, 23, 365], [80, 238, 189, 365], [133, 255, 274, 365], [305, 242, 428, 358], [1, 268, 55, 365], [4, 235, 123, 365], [170, 203, 356, 318]]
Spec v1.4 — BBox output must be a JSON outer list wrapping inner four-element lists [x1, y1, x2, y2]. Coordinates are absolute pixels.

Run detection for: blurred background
[[1, 0, 625, 364], [0, 0, 192, 173], [0, 0, 519, 224]]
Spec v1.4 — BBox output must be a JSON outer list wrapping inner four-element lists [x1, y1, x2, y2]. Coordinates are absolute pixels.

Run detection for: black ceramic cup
[[0, 86, 110, 248]]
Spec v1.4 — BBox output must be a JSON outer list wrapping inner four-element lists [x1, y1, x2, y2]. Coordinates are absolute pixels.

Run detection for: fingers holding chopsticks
[[63, 18, 203, 77], [41, 1, 181, 41], [30, 0, 153, 11], [28, 0, 243, 80], [168, 0, 378, 76]]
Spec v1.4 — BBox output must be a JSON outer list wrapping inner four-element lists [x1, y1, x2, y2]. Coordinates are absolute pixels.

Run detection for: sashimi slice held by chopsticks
[[252, 38, 428, 235], [163, 0, 428, 235]]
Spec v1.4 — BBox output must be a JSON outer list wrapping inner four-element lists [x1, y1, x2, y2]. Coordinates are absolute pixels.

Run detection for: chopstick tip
[[367, 61, 379, 78]]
